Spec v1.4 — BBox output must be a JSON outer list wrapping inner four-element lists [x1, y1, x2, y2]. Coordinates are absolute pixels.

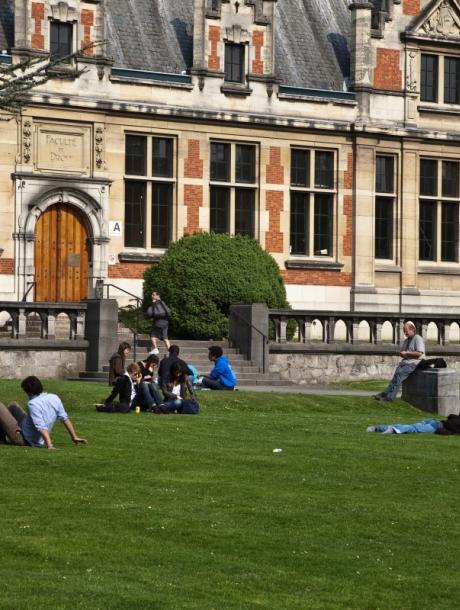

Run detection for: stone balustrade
[[0, 302, 87, 341], [269, 310, 460, 347]]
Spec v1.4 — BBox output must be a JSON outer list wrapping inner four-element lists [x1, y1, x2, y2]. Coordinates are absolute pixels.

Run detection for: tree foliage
[[143, 232, 289, 339], [0, 44, 98, 116]]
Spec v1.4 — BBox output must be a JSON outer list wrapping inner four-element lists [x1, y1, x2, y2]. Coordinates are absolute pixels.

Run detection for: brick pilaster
[[208, 26, 221, 71], [265, 191, 284, 253], [403, 0, 420, 16], [81, 9, 94, 55], [31, 2, 45, 50], [252, 31, 264, 75], [0, 259, 14, 274], [184, 140, 203, 179], [373, 49, 402, 91], [184, 185, 203, 235]]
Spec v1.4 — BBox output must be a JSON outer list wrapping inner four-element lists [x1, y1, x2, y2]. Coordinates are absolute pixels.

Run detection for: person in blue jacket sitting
[[201, 345, 237, 390]]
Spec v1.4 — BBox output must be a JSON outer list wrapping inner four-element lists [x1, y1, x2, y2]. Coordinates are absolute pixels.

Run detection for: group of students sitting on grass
[[97, 342, 238, 415]]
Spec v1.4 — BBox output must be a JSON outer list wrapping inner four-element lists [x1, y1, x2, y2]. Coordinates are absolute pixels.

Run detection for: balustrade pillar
[[47, 313, 56, 339]]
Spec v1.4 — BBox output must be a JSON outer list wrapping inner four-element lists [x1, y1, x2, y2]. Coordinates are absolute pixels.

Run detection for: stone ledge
[[0, 339, 88, 350]]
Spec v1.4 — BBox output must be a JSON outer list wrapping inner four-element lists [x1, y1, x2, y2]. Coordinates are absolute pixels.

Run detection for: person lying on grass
[[0, 376, 87, 450], [97, 362, 163, 413], [366, 414, 460, 435]]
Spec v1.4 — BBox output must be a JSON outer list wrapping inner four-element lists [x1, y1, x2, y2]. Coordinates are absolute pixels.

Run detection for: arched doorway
[[34, 203, 90, 302]]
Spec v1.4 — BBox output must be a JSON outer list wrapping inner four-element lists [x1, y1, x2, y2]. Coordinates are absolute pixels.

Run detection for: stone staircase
[[76, 333, 293, 387]]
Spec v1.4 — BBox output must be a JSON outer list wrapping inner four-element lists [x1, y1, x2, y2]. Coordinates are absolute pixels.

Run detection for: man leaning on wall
[[374, 322, 425, 402]]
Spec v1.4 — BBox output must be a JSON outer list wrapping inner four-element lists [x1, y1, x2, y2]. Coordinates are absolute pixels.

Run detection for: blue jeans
[[161, 398, 182, 413], [132, 381, 163, 411], [376, 419, 440, 434], [383, 361, 418, 400]]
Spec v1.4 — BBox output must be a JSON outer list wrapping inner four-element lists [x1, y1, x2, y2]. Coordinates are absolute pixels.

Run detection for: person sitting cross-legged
[[0, 376, 87, 449], [374, 322, 425, 402], [200, 345, 237, 391], [97, 363, 162, 413], [160, 362, 199, 414]]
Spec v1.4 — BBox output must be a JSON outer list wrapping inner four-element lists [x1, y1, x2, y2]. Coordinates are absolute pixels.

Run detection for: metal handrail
[[99, 283, 143, 361], [22, 281, 35, 302], [229, 308, 268, 373]]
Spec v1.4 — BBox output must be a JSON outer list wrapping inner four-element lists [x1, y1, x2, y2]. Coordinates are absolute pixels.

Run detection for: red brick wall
[[344, 152, 353, 191], [373, 49, 402, 91], [265, 191, 284, 253], [81, 9, 94, 55], [266, 147, 284, 185], [343, 153, 353, 257], [252, 31, 264, 75], [184, 185, 203, 235], [184, 140, 203, 179], [343, 195, 353, 258], [208, 26, 221, 71], [0, 259, 14, 274], [403, 0, 420, 15], [282, 270, 352, 287], [108, 262, 151, 279], [31, 2, 45, 50]]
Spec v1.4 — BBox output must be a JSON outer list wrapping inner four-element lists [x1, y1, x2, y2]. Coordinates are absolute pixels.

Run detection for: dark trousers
[[0, 402, 28, 445], [202, 376, 227, 390]]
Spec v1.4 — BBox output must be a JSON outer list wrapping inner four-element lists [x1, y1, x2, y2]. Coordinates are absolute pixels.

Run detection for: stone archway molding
[[24, 186, 105, 240]]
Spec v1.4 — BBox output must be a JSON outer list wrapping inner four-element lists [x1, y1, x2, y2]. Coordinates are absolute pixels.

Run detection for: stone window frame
[[123, 132, 178, 252], [419, 156, 460, 265], [420, 50, 460, 107], [375, 154, 398, 262], [288, 147, 337, 260], [209, 139, 259, 238]]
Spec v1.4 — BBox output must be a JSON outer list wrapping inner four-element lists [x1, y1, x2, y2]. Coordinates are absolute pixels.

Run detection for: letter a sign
[[109, 221, 123, 237]]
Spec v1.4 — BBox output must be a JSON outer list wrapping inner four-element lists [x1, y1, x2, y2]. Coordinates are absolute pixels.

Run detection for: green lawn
[[1, 380, 459, 610]]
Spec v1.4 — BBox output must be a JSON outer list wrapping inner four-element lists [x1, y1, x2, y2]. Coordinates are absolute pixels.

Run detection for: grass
[[1, 380, 460, 609]]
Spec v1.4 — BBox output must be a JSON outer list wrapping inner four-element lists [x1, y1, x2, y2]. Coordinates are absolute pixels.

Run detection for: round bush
[[143, 233, 289, 339]]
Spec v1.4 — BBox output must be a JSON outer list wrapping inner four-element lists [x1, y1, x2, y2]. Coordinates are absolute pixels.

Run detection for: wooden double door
[[35, 204, 90, 302]]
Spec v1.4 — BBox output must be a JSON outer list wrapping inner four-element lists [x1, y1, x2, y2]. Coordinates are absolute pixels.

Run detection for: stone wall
[[270, 352, 460, 386], [0, 349, 86, 379]]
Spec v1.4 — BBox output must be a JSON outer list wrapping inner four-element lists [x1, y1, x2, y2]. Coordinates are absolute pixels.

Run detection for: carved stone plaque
[[34, 122, 91, 175]]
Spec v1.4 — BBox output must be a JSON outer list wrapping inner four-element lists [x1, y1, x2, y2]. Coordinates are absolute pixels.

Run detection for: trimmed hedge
[[143, 233, 289, 339]]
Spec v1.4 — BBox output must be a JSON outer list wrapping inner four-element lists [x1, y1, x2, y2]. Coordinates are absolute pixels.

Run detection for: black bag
[[417, 358, 447, 370], [177, 399, 200, 415]]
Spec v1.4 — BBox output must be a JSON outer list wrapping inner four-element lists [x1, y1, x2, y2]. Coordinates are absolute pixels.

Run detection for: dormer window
[[50, 21, 73, 62], [421, 53, 460, 105], [224, 43, 244, 83]]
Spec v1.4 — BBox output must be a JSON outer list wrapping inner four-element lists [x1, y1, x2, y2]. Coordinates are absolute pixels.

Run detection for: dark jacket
[[102, 374, 136, 412], [108, 352, 125, 385], [146, 300, 171, 322], [158, 355, 188, 385], [439, 414, 460, 435], [162, 377, 196, 401]]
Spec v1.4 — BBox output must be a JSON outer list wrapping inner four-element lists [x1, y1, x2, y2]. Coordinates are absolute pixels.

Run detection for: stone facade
[[0, 0, 459, 315]]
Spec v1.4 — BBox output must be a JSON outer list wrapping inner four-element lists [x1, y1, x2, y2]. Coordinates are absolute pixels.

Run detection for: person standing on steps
[[146, 290, 171, 355]]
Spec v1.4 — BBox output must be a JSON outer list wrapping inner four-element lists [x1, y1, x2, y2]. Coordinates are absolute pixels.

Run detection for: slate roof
[[0, 0, 352, 90], [0, 0, 14, 52]]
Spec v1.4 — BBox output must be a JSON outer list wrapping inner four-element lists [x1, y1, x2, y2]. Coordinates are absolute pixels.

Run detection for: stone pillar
[[402, 368, 460, 417], [349, 2, 373, 122], [84, 298, 119, 372], [229, 304, 269, 372], [352, 144, 375, 309], [400, 148, 419, 310]]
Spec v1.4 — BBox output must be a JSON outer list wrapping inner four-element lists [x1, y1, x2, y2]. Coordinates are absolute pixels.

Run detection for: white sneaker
[[149, 348, 159, 355], [366, 426, 376, 433]]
